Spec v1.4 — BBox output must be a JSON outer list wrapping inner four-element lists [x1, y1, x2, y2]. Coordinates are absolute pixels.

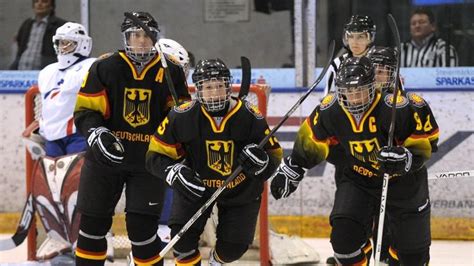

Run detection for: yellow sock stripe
[[389, 246, 399, 260], [213, 250, 226, 263], [362, 240, 372, 254], [75, 247, 107, 261], [176, 253, 202, 265], [353, 255, 368, 266], [134, 254, 163, 265]]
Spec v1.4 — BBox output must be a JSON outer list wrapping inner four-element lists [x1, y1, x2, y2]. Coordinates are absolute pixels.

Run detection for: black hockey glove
[[165, 163, 205, 200], [377, 146, 412, 177], [87, 127, 124, 165], [238, 143, 269, 177], [270, 156, 306, 200]]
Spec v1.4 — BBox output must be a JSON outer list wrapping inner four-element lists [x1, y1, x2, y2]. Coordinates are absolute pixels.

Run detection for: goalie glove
[[377, 146, 412, 177], [165, 163, 205, 201], [270, 156, 306, 200], [87, 127, 124, 165], [238, 143, 269, 177]]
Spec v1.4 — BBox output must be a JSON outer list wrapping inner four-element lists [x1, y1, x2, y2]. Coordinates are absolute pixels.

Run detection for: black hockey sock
[[126, 212, 163, 265], [75, 215, 111, 265], [173, 248, 202, 266]]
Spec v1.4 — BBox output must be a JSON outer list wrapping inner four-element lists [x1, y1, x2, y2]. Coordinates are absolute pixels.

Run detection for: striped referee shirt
[[324, 53, 349, 95], [401, 34, 458, 67]]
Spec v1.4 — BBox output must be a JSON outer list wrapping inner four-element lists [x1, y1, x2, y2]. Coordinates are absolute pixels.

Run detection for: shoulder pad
[[383, 94, 409, 108], [173, 100, 197, 113], [406, 92, 427, 108], [244, 100, 264, 119], [320, 93, 338, 110]]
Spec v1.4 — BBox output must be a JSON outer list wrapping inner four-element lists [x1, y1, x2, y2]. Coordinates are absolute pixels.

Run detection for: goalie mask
[[159, 38, 190, 77], [121, 11, 159, 63], [52, 22, 92, 70], [192, 59, 232, 112], [342, 15, 376, 56], [367, 46, 398, 92], [335, 56, 376, 116]]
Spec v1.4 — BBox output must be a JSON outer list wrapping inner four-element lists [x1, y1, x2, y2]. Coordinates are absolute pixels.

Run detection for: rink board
[[0, 69, 473, 240]]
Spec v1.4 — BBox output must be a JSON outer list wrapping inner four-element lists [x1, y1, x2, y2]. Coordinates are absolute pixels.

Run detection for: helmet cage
[[52, 22, 92, 69], [195, 77, 231, 112], [336, 83, 376, 115], [123, 27, 159, 63], [373, 64, 396, 92]]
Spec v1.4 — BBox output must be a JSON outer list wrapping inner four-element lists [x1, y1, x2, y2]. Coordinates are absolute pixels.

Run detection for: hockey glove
[[377, 146, 412, 177], [165, 163, 205, 200], [238, 143, 269, 177], [270, 156, 306, 200], [87, 127, 124, 165]]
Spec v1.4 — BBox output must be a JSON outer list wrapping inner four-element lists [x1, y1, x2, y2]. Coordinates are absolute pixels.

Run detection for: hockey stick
[[238, 56, 251, 99], [158, 40, 336, 258], [0, 194, 35, 250], [123, 12, 180, 105], [375, 14, 401, 266]]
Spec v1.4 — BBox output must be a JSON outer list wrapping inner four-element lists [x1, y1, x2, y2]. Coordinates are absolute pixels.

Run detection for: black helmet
[[335, 56, 376, 115], [342, 15, 376, 49], [367, 46, 398, 92], [192, 59, 231, 84], [336, 56, 375, 87], [121, 12, 159, 63], [367, 46, 397, 68], [121, 12, 159, 33], [192, 59, 232, 112]]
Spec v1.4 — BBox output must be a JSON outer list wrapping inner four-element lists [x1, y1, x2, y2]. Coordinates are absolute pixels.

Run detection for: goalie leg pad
[[126, 212, 163, 265], [75, 214, 111, 264], [32, 158, 69, 242], [215, 239, 249, 263]]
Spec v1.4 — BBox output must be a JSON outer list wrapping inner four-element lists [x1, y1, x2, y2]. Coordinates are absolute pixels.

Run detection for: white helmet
[[52, 22, 92, 69], [159, 38, 190, 76]]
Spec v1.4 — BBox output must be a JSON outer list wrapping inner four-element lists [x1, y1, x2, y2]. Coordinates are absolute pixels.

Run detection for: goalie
[[271, 57, 439, 265], [2, 22, 96, 262], [146, 58, 283, 265]]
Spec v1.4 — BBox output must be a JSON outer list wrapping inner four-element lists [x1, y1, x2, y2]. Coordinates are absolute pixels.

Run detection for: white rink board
[[0, 91, 472, 220]]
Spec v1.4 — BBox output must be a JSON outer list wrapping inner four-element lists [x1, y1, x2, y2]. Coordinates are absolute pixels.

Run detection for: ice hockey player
[[73, 12, 189, 265], [271, 56, 439, 265], [37, 22, 94, 156], [10, 22, 95, 263], [323, 15, 378, 264], [367, 46, 440, 152], [324, 15, 376, 95], [367, 46, 399, 93], [146, 58, 283, 265]]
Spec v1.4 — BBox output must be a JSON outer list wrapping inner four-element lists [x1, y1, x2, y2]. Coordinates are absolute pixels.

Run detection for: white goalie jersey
[[38, 58, 96, 141]]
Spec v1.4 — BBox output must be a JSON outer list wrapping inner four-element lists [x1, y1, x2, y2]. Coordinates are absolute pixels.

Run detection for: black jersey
[[147, 98, 283, 204], [292, 91, 439, 187], [74, 51, 190, 167]]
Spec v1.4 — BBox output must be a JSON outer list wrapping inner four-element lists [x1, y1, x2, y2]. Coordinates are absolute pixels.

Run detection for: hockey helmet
[[342, 15, 376, 52], [367, 46, 398, 92], [159, 38, 190, 77], [192, 58, 232, 112], [52, 22, 92, 69], [335, 56, 376, 115], [121, 12, 159, 63]]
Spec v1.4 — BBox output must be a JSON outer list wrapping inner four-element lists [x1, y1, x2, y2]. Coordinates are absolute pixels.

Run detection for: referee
[[401, 8, 458, 67]]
